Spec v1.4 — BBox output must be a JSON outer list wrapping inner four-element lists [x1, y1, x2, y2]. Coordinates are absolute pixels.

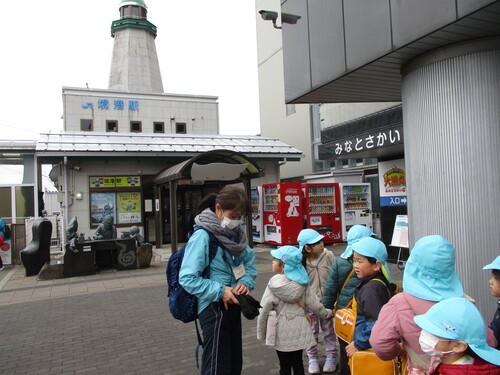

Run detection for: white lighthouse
[[108, 0, 164, 93]]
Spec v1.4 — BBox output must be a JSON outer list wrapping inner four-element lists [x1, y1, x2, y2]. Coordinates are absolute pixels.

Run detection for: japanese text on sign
[[82, 99, 139, 111], [333, 126, 403, 156]]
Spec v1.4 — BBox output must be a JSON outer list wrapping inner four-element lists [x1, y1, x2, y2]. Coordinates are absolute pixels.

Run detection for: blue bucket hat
[[351, 237, 392, 282], [403, 235, 463, 302], [483, 255, 500, 270], [270, 245, 309, 285], [297, 228, 324, 252], [341, 225, 376, 259], [414, 297, 500, 366]]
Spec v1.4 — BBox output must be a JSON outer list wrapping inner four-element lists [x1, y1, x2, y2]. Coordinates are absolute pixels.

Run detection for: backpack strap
[[371, 278, 392, 298], [334, 268, 355, 311]]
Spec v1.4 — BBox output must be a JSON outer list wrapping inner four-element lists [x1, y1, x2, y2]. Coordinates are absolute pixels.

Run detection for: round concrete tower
[[109, 0, 164, 93]]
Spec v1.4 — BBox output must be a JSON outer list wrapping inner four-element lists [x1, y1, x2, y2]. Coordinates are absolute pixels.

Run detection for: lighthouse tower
[[108, 0, 164, 93]]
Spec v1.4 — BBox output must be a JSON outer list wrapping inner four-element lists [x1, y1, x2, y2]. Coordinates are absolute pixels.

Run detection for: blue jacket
[[178, 229, 257, 315], [353, 273, 391, 350]]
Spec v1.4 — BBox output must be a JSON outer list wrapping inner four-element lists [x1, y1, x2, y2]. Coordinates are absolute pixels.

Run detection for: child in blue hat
[[322, 224, 375, 375], [414, 297, 500, 374], [298, 228, 337, 374], [345, 237, 395, 358], [257, 245, 333, 375], [483, 255, 500, 349]]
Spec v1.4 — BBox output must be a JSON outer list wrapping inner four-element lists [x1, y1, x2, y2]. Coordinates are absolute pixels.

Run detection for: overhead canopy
[[153, 149, 263, 185]]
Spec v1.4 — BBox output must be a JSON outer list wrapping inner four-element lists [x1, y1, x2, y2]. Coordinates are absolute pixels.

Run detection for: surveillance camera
[[73, 166, 81, 171], [259, 10, 278, 22], [281, 12, 301, 25]]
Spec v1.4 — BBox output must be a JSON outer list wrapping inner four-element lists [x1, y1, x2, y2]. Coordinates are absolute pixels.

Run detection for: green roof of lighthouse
[[120, 0, 147, 9]]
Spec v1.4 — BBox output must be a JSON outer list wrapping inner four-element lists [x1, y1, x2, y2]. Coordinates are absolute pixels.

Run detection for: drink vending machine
[[302, 183, 342, 243], [250, 186, 264, 243], [340, 183, 373, 241], [263, 182, 303, 245]]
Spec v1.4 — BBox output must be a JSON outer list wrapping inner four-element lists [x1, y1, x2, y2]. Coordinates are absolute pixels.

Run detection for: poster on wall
[[378, 159, 407, 206], [117, 192, 142, 224], [0, 239, 12, 265], [90, 192, 116, 225]]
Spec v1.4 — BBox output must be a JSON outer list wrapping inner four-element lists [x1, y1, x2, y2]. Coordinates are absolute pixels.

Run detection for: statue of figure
[[66, 217, 79, 253], [130, 225, 147, 246], [93, 215, 117, 240]]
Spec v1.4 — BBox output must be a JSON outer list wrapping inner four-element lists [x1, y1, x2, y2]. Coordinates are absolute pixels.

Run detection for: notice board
[[390, 215, 409, 248]]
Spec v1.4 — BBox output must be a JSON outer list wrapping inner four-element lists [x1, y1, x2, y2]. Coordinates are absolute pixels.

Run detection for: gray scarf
[[194, 208, 247, 257]]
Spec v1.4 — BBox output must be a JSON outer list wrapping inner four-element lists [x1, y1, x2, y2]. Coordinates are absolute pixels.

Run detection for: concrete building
[[0, 0, 303, 260], [276, 0, 500, 316]]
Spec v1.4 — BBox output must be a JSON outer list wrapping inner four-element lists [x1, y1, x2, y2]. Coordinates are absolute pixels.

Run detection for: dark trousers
[[276, 350, 304, 375], [199, 302, 242, 375], [339, 338, 351, 375]]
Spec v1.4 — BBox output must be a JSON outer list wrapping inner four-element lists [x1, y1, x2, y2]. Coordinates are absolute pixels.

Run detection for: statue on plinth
[[93, 215, 117, 240]]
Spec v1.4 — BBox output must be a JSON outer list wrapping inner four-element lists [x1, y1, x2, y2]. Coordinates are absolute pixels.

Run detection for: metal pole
[[169, 180, 178, 253]]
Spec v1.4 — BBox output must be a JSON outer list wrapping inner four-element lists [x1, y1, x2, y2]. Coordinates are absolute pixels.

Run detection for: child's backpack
[[4, 224, 11, 240], [166, 227, 220, 323]]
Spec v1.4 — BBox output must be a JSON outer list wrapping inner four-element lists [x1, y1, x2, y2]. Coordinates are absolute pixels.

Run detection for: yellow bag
[[349, 349, 407, 375], [334, 298, 356, 343]]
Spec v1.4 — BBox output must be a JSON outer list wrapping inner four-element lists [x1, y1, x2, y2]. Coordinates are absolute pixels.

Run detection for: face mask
[[418, 330, 455, 358], [221, 216, 242, 230]]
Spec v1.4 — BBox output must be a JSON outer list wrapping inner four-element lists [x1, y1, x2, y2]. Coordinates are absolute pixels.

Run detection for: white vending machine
[[251, 186, 264, 243], [340, 183, 373, 241]]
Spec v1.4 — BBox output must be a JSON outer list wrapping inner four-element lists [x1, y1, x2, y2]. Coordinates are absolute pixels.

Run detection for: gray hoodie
[[257, 274, 332, 351]]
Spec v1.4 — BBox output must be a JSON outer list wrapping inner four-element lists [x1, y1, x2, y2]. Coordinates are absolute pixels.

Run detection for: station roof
[[34, 131, 303, 161]]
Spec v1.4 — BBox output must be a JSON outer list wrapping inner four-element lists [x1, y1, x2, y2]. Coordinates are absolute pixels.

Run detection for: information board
[[390, 215, 409, 248]]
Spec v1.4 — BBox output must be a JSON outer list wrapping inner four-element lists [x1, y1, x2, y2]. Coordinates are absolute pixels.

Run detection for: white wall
[[255, 0, 311, 180], [63, 88, 219, 135]]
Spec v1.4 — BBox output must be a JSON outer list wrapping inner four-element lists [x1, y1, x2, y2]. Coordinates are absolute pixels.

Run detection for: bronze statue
[[66, 217, 79, 253], [93, 215, 117, 240]]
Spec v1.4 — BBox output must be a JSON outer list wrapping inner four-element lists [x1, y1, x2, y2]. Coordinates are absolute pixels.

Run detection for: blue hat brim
[[483, 256, 500, 270]]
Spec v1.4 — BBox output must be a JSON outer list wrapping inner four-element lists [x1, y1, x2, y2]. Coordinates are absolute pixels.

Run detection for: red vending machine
[[263, 182, 303, 245], [302, 183, 342, 243]]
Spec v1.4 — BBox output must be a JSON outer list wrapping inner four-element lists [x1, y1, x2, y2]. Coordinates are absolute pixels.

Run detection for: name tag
[[232, 263, 246, 280]]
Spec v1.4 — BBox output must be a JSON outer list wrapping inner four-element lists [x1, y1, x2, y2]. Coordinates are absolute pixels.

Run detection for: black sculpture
[[130, 226, 153, 269], [93, 215, 117, 240], [20, 219, 52, 276], [130, 225, 146, 246], [66, 217, 79, 253]]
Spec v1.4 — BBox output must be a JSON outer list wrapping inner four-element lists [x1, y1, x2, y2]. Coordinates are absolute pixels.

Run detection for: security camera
[[259, 10, 301, 29], [259, 10, 278, 22], [73, 165, 81, 171], [281, 12, 301, 25]]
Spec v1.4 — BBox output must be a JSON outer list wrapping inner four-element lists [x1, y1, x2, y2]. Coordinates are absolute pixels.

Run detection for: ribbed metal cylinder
[[402, 38, 500, 317]]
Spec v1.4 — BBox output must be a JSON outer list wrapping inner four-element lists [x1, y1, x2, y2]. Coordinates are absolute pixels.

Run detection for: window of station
[[154, 122, 164, 133], [176, 122, 186, 134], [89, 176, 142, 227], [106, 121, 118, 132], [130, 121, 142, 133], [81, 119, 93, 131]]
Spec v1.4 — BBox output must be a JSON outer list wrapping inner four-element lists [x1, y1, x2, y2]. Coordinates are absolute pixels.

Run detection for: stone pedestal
[[137, 244, 152, 269]]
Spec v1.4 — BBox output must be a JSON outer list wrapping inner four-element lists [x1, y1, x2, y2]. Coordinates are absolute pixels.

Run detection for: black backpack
[[4, 224, 11, 240], [166, 227, 220, 323]]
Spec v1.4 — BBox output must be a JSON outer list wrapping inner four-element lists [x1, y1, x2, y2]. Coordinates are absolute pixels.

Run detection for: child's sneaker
[[323, 355, 338, 373], [308, 358, 320, 374]]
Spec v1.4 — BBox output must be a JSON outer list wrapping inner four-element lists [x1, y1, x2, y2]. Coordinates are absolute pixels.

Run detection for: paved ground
[[0, 242, 403, 375]]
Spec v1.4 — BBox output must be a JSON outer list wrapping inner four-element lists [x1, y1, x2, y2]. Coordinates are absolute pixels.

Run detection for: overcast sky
[[0, 0, 261, 141]]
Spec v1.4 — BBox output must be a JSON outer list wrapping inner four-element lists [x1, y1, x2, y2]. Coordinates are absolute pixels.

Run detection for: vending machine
[[263, 182, 303, 245], [302, 183, 342, 243], [250, 186, 264, 243], [340, 183, 373, 241]]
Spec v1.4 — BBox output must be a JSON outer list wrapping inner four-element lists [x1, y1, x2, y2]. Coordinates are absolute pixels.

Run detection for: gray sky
[[0, 0, 261, 141]]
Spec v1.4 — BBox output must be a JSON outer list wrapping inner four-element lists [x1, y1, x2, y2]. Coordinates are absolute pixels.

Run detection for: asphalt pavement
[[0, 242, 403, 375]]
